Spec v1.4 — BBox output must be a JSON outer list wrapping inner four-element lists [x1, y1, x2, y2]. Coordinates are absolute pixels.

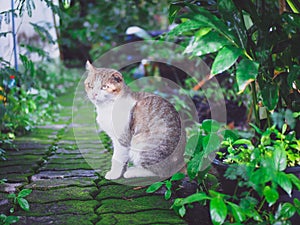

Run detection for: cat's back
[[130, 92, 181, 144]]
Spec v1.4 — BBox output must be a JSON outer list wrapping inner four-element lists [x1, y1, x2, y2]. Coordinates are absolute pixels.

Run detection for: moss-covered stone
[[31, 170, 97, 181], [96, 196, 173, 214], [17, 214, 97, 225], [15, 200, 98, 216], [97, 210, 186, 225], [40, 163, 92, 171], [25, 177, 95, 190], [96, 185, 147, 200], [26, 187, 97, 203], [0, 165, 34, 175], [1, 173, 30, 183]]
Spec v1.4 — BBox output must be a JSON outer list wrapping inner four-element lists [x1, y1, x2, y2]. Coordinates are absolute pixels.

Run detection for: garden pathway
[[0, 87, 186, 225]]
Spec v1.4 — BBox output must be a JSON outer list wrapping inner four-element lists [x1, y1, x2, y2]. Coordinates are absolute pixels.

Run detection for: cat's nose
[[93, 93, 98, 97]]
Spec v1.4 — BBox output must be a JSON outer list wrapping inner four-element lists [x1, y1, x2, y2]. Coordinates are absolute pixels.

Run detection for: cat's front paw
[[105, 170, 122, 180]]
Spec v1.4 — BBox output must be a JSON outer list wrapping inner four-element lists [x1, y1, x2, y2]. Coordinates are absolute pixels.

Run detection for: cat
[[84, 61, 185, 180]]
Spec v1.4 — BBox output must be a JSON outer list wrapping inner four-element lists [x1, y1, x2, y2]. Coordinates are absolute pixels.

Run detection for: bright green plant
[[221, 123, 300, 167], [0, 214, 19, 225], [168, 0, 300, 130], [171, 120, 300, 224], [8, 189, 32, 212], [146, 172, 186, 200]]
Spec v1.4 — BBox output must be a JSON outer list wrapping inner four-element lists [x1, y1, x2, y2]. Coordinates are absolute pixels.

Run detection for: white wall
[[0, 0, 60, 65]]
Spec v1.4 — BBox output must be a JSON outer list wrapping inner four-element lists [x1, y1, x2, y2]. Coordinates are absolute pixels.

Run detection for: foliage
[[221, 123, 300, 167], [8, 189, 32, 212], [170, 121, 300, 224], [146, 172, 186, 200], [58, 0, 169, 65], [167, 0, 300, 130], [0, 188, 32, 225]]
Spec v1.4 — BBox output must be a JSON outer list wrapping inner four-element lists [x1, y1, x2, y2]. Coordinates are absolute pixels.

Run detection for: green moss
[[96, 185, 147, 200], [97, 210, 186, 225], [26, 187, 97, 203], [96, 196, 172, 214], [16, 200, 98, 217], [41, 163, 92, 170]]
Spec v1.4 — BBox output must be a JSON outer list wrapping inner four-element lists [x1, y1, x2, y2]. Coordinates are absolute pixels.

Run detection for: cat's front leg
[[105, 143, 128, 180]]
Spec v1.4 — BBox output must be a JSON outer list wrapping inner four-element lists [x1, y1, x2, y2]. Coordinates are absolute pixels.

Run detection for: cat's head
[[84, 61, 124, 105]]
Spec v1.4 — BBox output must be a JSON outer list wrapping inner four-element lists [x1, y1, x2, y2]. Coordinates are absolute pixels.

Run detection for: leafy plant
[[146, 172, 186, 200], [8, 189, 32, 212], [0, 214, 19, 225], [168, 0, 300, 131]]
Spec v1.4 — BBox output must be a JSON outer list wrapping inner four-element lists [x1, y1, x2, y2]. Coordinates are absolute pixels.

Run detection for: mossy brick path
[[0, 86, 186, 225]]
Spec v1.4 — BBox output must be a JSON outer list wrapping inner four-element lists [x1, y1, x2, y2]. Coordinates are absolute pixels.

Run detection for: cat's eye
[[101, 85, 109, 90], [87, 82, 93, 89]]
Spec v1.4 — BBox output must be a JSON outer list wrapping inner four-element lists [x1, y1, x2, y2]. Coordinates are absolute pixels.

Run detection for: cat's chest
[[96, 97, 136, 138]]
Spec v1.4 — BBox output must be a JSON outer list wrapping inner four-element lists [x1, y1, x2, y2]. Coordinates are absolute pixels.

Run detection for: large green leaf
[[168, 4, 181, 24], [187, 5, 239, 46], [275, 172, 292, 197], [18, 189, 32, 198], [187, 151, 204, 179], [236, 58, 259, 93], [276, 202, 296, 220], [272, 147, 287, 171], [261, 82, 279, 111], [182, 193, 210, 205], [263, 186, 279, 206], [17, 198, 30, 211], [167, 19, 203, 37], [218, 0, 248, 49], [211, 45, 241, 75], [227, 202, 246, 222], [146, 182, 164, 193], [203, 133, 221, 154], [184, 31, 230, 56], [202, 119, 221, 133], [210, 197, 228, 225]]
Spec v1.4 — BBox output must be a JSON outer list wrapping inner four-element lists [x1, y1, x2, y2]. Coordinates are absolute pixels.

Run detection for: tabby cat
[[84, 61, 185, 180]]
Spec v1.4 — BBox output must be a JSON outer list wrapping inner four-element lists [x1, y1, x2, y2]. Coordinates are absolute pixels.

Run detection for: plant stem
[[258, 197, 266, 212], [251, 82, 260, 128]]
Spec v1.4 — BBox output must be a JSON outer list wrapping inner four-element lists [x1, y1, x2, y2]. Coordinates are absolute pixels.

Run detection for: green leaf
[[203, 133, 221, 154], [165, 180, 172, 190], [202, 120, 221, 133], [169, 4, 181, 24], [272, 147, 287, 171], [184, 31, 230, 56], [146, 182, 164, 193], [218, 0, 248, 49], [170, 173, 185, 181], [179, 206, 186, 217], [18, 189, 32, 198], [227, 202, 246, 222], [211, 45, 241, 75], [185, 134, 201, 157], [236, 58, 259, 93], [261, 82, 279, 111], [165, 189, 172, 200], [167, 20, 202, 37], [275, 172, 292, 196], [288, 173, 300, 190], [4, 215, 19, 224], [17, 198, 30, 211], [187, 151, 204, 179], [287, 65, 300, 88], [293, 198, 300, 215], [233, 139, 253, 147], [187, 5, 238, 45], [276, 202, 296, 220], [263, 186, 279, 206], [182, 193, 210, 205], [210, 197, 228, 225]]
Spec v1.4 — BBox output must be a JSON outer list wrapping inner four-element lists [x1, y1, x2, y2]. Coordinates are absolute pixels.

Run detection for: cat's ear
[[86, 61, 95, 72], [111, 72, 123, 83]]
